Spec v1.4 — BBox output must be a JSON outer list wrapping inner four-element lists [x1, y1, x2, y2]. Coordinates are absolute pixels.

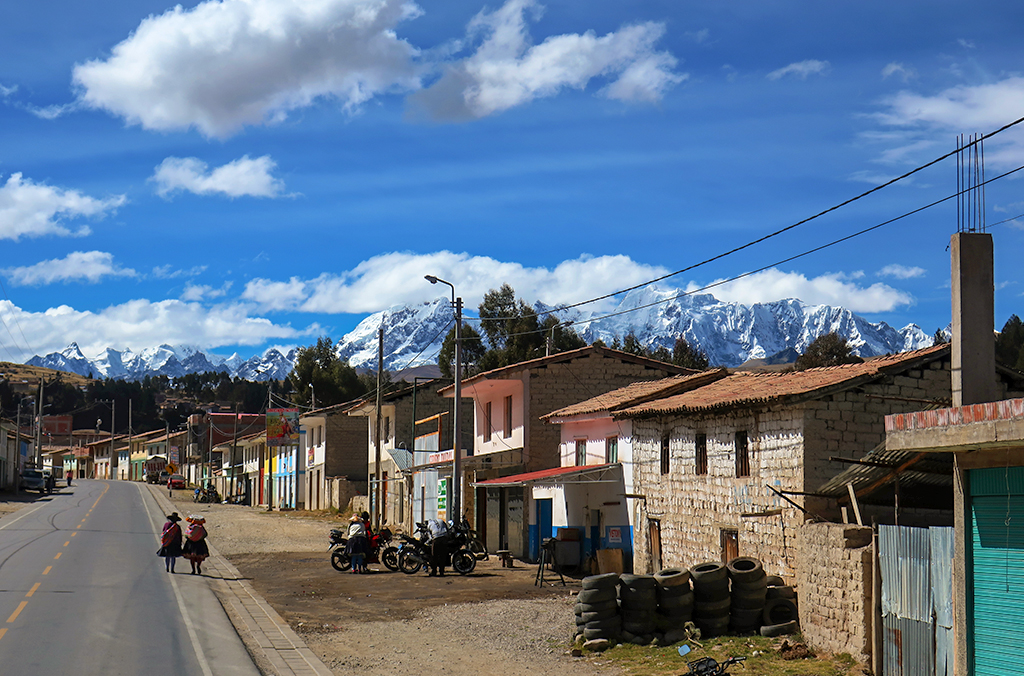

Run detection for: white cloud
[[692, 268, 914, 313], [878, 264, 926, 279], [181, 282, 233, 301], [1, 298, 316, 363], [243, 251, 671, 313], [0, 173, 126, 240], [152, 264, 208, 279], [26, 102, 80, 120], [958, 38, 976, 49], [4, 251, 137, 286], [684, 29, 709, 44], [72, 0, 423, 138], [766, 60, 830, 81], [151, 155, 287, 198], [881, 62, 915, 82], [0, 83, 17, 97], [411, 0, 684, 120]]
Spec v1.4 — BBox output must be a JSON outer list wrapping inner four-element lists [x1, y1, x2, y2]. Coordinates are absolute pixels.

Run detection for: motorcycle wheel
[[398, 549, 424, 574], [468, 538, 488, 561], [331, 550, 352, 572], [452, 549, 477, 575], [381, 546, 400, 572]]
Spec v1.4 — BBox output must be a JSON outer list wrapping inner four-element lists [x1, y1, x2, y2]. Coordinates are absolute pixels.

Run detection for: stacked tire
[[574, 574, 620, 643], [762, 575, 800, 637], [653, 568, 693, 638], [690, 562, 730, 638], [618, 574, 658, 644], [727, 557, 767, 634]]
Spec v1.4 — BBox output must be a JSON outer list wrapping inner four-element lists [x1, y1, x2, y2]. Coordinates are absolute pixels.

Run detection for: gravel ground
[[162, 490, 618, 676]]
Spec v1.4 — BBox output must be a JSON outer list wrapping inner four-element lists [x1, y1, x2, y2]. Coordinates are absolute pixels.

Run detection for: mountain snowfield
[[26, 287, 933, 381]]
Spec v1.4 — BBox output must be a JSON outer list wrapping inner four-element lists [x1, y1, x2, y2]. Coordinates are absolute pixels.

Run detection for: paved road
[[0, 479, 259, 675]]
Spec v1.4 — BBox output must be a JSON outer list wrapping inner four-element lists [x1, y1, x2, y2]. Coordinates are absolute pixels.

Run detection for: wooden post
[[847, 482, 863, 526]]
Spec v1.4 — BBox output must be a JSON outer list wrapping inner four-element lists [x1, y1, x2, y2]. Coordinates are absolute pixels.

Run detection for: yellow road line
[[63, 541, 70, 547], [71, 532, 77, 537], [26, 583, 40, 598], [6, 601, 27, 623], [54, 553, 61, 560], [0, 628, 7, 640], [42, 566, 51, 576], [77, 524, 82, 528]]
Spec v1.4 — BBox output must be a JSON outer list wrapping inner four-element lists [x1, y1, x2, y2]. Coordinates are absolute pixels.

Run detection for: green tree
[[438, 322, 487, 379], [996, 314, 1024, 369], [621, 332, 646, 356], [672, 337, 710, 370], [288, 336, 368, 408], [794, 333, 863, 370]]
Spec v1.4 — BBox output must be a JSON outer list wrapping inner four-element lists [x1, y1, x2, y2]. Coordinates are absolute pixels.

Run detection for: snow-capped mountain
[[24, 287, 935, 381]]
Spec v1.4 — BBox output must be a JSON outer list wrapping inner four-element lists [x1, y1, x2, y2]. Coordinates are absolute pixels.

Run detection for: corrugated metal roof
[[387, 447, 413, 472], [816, 443, 953, 500]]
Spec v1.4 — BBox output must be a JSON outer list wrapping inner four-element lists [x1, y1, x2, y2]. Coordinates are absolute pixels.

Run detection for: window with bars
[[695, 433, 707, 475], [660, 434, 670, 475], [735, 431, 750, 477], [575, 439, 587, 466], [605, 436, 618, 463]]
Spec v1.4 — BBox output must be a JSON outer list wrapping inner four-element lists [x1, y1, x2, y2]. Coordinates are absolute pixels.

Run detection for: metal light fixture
[[425, 274, 463, 521]]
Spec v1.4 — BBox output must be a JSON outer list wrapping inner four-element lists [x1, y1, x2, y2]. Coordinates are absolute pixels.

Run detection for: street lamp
[[425, 275, 463, 522]]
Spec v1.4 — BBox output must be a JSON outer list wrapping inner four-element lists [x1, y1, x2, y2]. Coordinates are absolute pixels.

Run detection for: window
[[383, 416, 390, 445], [484, 402, 492, 438], [695, 433, 707, 475], [605, 436, 618, 463], [575, 439, 587, 466], [735, 431, 749, 477], [660, 434, 670, 475], [504, 395, 513, 439]]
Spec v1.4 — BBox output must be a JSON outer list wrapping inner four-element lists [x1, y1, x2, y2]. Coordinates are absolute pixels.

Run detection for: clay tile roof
[[617, 344, 949, 418], [542, 368, 730, 420]]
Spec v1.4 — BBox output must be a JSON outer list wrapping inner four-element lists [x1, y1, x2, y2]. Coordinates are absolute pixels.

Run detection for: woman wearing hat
[[346, 513, 370, 573], [158, 513, 183, 573], [182, 515, 210, 575]]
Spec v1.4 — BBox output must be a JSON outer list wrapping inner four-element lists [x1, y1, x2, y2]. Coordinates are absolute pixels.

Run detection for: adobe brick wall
[[795, 522, 873, 662], [324, 412, 369, 478]]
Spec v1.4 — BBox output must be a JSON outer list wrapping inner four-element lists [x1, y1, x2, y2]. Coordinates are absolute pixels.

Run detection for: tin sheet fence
[[879, 525, 954, 676]]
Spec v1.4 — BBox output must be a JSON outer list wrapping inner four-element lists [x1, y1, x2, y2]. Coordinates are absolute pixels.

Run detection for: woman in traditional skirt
[[346, 513, 370, 573], [182, 515, 210, 575], [157, 512, 182, 573]]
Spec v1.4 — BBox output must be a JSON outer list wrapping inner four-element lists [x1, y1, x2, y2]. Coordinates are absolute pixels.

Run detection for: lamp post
[[425, 275, 463, 522]]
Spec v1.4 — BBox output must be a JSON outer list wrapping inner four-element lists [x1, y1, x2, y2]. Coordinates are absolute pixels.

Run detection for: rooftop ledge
[[885, 398, 1024, 453]]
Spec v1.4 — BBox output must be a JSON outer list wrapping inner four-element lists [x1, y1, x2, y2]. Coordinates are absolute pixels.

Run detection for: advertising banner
[[267, 408, 299, 447]]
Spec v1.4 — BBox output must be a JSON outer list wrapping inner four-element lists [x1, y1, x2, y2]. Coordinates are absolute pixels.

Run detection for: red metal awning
[[472, 463, 620, 488]]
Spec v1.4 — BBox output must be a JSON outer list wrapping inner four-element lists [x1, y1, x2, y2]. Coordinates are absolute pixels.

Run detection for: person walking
[[65, 469, 73, 487], [182, 515, 210, 575], [157, 513, 183, 573], [346, 514, 370, 573]]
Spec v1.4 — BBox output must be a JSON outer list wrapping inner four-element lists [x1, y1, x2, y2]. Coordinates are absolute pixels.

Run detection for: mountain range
[[26, 287, 934, 381]]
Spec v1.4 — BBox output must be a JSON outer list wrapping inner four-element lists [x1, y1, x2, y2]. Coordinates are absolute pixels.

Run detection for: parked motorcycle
[[193, 484, 220, 503], [683, 656, 746, 676], [397, 522, 477, 575], [329, 526, 396, 572]]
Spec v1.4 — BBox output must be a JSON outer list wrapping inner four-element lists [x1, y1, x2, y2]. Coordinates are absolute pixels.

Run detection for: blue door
[[533, 498, 553, 561]]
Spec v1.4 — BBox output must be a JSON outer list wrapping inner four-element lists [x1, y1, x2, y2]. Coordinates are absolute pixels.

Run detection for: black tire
[[760, 619, 799, 637], [695, 616, 729, 637], [585, 616, 621, 632], [452, 549, 477, 575], [765, 575, 785, 587], [657, 583, 693, 599], [582, 573, 620, 590], [766, 585, 796, 600], [693, 578, 730, 601], [726, 556, 764, 582], [398, 549, 425, 574], [731, 573, 768, 594], [578, 587, 616, 604], [730, 606, 762, 626], [731, 589, 768, 609], [654, 568, 690, 588], [620, 609, 656, 624], [468, 538, 488, 561], [694, 597, 730, 617], [621, 621, 656, 635], [583, 626, 618, 640], [580, 610, 617, 624], [576, 599, 618, 614], [763, 597, 799, 625], [381, 546, 400, 572], [690, 561, 727, 584], [658, 591, 694, 610], [331, 550, 351, 572], [618, 574, 657, 590], [619, 587, 657, 607]]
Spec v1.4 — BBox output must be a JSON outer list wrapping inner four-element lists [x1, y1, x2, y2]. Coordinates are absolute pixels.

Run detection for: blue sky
[[1, 0, 1023, 365]]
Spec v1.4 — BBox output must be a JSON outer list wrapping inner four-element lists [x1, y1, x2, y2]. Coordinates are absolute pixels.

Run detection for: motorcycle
[[397, 522, 477, 575], [194, 485, 220, 503], [683, 656, 746, 676], [329, 526, 396, 572]]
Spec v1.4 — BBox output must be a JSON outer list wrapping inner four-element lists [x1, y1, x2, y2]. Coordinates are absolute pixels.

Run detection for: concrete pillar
[[950, 232, 998, 407]]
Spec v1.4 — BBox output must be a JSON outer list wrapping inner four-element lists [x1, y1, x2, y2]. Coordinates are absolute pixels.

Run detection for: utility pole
[[110, 401, 116, 480], [374, 327, 383, 529], [452, 297, 463, 522], [267, 382, 274, 512], [34, 380, 44, 468], [230, 402, 239, 498]]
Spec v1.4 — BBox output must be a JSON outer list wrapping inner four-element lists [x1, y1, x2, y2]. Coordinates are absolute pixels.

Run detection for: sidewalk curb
[[150, 487, 333, 676]]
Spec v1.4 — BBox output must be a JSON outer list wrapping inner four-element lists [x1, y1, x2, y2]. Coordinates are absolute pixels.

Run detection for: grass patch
[[586, 635, 863, 676]]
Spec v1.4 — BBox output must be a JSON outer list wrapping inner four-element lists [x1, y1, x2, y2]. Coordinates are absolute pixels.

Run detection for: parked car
[[167, 474, 186, 489], [19, 469, 46, 493], [157, 470, 171, 485]]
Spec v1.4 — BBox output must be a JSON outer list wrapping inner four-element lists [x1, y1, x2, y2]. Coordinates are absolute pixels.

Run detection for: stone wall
[[795, 522, 873, 661]]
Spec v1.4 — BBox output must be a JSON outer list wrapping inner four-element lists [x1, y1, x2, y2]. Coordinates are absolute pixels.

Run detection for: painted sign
[[437, 477, 448, 511], [608, 527, 622, 544], [267, 408, 299, 447], [169, 445, 179, 464], [428, 449, 453, 464]]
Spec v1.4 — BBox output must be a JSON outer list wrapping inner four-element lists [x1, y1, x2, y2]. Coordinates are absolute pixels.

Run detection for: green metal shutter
[[970, 467, 1024, 676]]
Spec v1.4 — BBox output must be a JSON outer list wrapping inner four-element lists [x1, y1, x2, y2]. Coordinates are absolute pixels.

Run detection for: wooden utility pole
[[230, 403, 240, 498], [374, 327, 384, 529]]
